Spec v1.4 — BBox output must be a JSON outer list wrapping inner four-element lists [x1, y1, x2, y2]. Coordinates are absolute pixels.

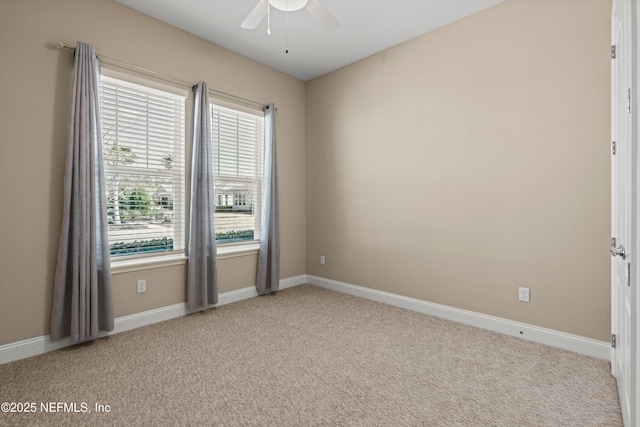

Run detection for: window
[[210, 103, 264, 244], [100, 75, 186, 258]]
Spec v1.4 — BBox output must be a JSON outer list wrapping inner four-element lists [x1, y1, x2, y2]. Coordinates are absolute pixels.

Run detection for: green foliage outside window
[[110, 230, 255, 256]]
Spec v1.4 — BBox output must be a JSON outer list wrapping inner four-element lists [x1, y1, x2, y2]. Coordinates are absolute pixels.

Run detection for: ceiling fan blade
[[305, 0, 339, 30], [241, 0, 269, 29]]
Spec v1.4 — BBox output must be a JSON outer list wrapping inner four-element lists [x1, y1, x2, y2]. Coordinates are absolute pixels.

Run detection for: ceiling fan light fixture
[[241, 0, 338, 31], [268, 0, 308, 12]]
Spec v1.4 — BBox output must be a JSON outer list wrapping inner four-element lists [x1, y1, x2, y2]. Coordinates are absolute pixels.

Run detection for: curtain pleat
[[187, 82, 218, 309], [51, 41, 113, 342], [256, 104, 280, 295]]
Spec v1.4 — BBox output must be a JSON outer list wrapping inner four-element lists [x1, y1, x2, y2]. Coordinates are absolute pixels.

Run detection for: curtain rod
[[56, 42, 266, 111]]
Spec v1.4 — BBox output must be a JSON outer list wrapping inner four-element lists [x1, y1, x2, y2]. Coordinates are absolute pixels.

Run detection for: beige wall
[[0, 0, 307, 345], [306, 0, 612, 341]]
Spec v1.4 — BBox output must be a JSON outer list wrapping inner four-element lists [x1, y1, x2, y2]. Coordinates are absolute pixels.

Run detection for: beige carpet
[[0, 285, 622, 426]]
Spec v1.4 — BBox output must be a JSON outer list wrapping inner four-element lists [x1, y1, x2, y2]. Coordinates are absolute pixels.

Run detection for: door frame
[[633, 0, 640, 423], [612, 1, 639, 426]]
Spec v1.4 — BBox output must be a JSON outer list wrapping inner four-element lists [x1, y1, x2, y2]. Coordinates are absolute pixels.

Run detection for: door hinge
[[611, 237, 627, 259], [612, 45, 616, 59], [612, 334, 617, 348], [627, 88, 632, 113], [612, 141, 617, 155], [628, 262, 631, 287]]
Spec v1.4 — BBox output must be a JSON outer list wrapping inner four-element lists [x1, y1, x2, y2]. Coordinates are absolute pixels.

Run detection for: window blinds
[[100, 76, 186, 257], [210, 104, 264, 243]]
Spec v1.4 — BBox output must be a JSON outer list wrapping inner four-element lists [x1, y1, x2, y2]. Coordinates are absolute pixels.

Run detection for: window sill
[[111, 254, 187, 275], [110, 243, 260, 274]]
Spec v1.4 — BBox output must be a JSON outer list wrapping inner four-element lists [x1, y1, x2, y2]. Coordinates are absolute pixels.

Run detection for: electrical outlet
[[518, 287, 530, 303], [320, 255, 326, 265], [137, 279, 147, 294]]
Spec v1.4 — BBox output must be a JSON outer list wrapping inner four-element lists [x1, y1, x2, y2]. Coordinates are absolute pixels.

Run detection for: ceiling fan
[[241, 0, 339, 31]]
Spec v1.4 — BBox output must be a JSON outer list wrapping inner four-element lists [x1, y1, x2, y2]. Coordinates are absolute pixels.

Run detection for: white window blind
[[210, 103, 264, 243], [100, 75, 186, 258]]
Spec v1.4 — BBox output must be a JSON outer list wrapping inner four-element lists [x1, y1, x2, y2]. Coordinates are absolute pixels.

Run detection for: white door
[[611, 1, 636, 425]]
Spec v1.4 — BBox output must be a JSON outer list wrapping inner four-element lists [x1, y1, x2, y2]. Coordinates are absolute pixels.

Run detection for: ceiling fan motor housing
[[269, 0, 308, 12]]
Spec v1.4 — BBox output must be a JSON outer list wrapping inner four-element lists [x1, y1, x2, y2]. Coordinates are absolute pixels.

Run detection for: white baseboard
[[306, 275, 611, 361], [0, 275, 306, 365], [1, 274, 610, 364]]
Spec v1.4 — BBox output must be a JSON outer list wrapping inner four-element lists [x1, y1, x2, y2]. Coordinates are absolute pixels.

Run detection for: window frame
[[100, 68, 266, 272], [209, 97, 265, 248], [100, 68, 188, 263]]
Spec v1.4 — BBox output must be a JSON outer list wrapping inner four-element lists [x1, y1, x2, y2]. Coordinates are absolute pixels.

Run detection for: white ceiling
[[115, 0, 505, 82]]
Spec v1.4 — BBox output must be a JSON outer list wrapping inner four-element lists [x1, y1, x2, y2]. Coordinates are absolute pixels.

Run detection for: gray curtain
[[256, 104, 280, 294], [51, 42, 114, 342], [188, 81, 218, 309]]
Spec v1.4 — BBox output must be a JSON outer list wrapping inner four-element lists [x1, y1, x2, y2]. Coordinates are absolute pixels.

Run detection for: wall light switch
[[320, 255, 326, 265], [519, 287, 530, 303]]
